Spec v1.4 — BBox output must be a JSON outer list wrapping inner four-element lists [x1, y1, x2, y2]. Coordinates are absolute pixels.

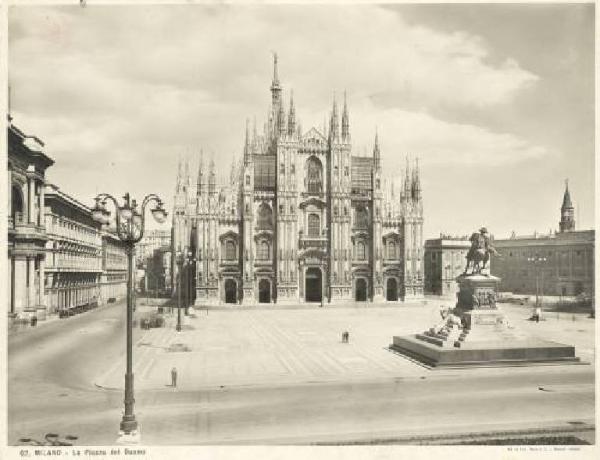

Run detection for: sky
[[8, 3, 595, 239]]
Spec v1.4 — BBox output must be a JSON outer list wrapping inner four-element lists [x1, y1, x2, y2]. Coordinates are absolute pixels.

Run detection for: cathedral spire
[[404, 155, 411, 195], [277, 97, 286, 138], [209, 155, 216, 195], [373, 129, 380, 170], [329, 93, 339, 141], [341, 90, 350, 141], [176, 156, 183, 192], [243, 118, 251, 164], [197, 149, 204, 195], [287, 90, 296, 137], [270, 52, 282, 115], [412, 157, 421, 201], [272, 52, 280, 88]]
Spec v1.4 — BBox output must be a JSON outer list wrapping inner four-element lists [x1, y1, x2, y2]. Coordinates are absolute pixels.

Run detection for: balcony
[[9, 212, 47, 241], [299, 235, 327, 251]]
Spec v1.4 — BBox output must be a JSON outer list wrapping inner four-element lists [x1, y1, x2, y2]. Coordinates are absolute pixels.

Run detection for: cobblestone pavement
[[95, 301, 595, 391]]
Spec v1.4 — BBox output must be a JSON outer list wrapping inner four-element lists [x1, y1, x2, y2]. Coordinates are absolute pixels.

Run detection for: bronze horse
[[464, 231, 500, 275]]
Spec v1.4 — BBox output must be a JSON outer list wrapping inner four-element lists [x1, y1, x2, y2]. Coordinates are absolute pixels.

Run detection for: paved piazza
[[96, 301, 595, 391]]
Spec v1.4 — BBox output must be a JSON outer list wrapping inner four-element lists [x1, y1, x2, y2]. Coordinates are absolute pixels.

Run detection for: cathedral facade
[[172, 56, 424, 306]]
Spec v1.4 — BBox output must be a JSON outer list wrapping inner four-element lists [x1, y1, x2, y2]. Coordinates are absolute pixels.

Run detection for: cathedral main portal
[[305, 267, 322, 302]]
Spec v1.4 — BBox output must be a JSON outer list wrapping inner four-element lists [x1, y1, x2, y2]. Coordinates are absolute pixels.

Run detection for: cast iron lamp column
[[176, 247, 194, 330], [91, 192, 167, 438]]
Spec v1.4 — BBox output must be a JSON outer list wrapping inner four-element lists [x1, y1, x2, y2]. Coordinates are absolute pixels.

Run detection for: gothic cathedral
[[172, 55, 424, 306]]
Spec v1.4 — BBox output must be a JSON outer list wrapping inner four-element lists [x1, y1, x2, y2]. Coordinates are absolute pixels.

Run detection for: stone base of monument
[[391, 335, 579, 368], [391, 273, 581, 368]]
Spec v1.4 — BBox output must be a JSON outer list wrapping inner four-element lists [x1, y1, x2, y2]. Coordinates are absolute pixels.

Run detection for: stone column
[[8, 255, 13, 314], [13, 257, 27, 312], [28, 257, 36, 308], [28, 176, 35, 224], [39, 256, 45, 306], [38, 180, 45, 227], [7, 169, 12, 216]]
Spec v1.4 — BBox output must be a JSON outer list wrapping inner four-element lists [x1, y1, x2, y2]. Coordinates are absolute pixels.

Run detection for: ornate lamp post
[[175, 246, 194, 331], [527, 255, 547, 308], [91, 192, 167, 441]]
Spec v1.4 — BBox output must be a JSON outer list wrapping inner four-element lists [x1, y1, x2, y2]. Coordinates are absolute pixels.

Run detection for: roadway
[[7, 301, 595, 445]]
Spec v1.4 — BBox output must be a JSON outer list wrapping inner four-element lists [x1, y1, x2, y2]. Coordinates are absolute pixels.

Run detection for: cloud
[[8, 4, 559, 237]]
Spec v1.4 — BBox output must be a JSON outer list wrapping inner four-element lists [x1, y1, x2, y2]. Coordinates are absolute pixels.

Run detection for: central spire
[[272, 52, 280, 88]]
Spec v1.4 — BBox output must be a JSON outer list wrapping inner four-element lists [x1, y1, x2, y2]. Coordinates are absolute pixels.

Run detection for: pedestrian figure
[[171, 367, 178, 388], [342, 331, 349, 343]]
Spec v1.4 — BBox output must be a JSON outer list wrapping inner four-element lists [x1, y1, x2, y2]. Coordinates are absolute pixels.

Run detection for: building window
[[225, 240, 236, 260], [257, 203, 273, 230], [355, 206, 368, 229], [258, 240, 270, 260], [306, 156, 323, 193], [357, 241, 366, 260], [280, 163, 285, 174], [344, 166, 349, 177], [334, 166, 339, 176], [308, 213, 320, 237], [246, 175, 250, 185], [291, 164, 295, 174], [387, 241, 396, 259]]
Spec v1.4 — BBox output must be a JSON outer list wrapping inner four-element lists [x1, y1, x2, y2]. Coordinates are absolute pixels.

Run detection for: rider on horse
[[464, 227, 501, 274]]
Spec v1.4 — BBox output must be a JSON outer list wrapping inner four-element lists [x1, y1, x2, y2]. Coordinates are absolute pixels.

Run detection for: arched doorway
[[224, 279, 237, 304], [386, 278, 398, 301], [259, 279, 271, 303], [355, 278, 367, 302], [305, 267, 322, 302]]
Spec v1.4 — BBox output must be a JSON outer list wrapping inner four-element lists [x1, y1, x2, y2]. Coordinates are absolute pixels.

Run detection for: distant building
[[144, 245, 172, 296], [44, 184, 104, 313], [101, 233, 128, 303], [424, 236, 471, 296], [136, 229, 171, 268], [491, 183, 594, 298], [7, 123, 54, 315], [7, 121, 128, 319]]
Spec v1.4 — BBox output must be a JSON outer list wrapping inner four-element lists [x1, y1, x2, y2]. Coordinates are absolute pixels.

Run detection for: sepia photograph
[[2, 0, 597, 458]]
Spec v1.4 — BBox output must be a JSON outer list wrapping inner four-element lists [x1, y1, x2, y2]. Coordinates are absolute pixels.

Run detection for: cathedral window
[[279, 204, 284, 214], [280, 163, 285, 174], [355, 207, 368, 229], [225, 240, 236, 260], [291, 164, 295, 174], [344, 167, 349, 177], [334, 206, 338, 216], [387, 241, 396, 259], [356, 241, 366, 260], [246, 175, 250, 185], [306, 156, 323, 193], [308, 213, 320, 237], [258, 240, 270, 260], [257, 203, 273, 230]]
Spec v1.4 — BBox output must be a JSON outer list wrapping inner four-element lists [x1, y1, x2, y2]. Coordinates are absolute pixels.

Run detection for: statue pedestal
[[391, 274, 581, 368]]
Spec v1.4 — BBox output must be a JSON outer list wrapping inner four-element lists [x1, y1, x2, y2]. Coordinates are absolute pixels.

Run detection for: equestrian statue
[[464, 227, 501, 275]]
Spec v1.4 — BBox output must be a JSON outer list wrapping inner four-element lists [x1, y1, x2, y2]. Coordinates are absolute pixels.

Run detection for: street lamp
[[91, 192, 167, 441], [175, 246, 194, 331], [527, 255, 547, 308]]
